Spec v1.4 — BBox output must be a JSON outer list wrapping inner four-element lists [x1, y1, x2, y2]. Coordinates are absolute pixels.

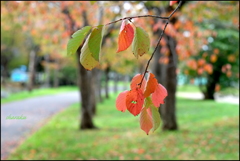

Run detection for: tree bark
[[44, 54, 50, 88], [203, 65, 222, 100], [27, 49, 37, 92], [53, 59, 59, 88], [77, 48, 96, 129], [113, 72, 118, 93], [105, 66, 110, 99]]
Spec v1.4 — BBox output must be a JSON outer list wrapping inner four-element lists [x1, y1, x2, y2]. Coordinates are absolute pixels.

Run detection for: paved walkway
[[1, 91, 79, 159]]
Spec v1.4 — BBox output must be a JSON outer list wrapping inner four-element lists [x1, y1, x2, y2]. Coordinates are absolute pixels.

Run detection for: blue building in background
[[10, 65, 28, 83]]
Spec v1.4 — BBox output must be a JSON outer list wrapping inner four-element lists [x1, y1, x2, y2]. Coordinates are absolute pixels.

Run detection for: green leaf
[[144, 96, 154, 109], [132, 27, 150, 58], [150, 106, 161, 132], [90, 1, 96, 5], [67, 26, 92, 55], [80, 35, 99, 71], [88, 25, 105, 61]]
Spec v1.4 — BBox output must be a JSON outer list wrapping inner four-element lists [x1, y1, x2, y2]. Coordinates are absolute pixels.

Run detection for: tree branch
[[139, 1, 182, 87]]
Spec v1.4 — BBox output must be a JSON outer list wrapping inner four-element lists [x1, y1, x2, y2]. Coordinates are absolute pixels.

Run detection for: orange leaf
[[140, 107, 153, 135], [126, 88, 144, 116], [144, 73, 158, 98], [152, 83, 168, 107], [130, 74, 146, 91], [116, 90, 128, 112], [117, 20, 134, 53], [170, 1, 178, 6]]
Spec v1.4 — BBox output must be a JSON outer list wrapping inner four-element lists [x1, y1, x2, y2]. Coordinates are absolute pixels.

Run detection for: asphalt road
[[1, 91, 79, 159]]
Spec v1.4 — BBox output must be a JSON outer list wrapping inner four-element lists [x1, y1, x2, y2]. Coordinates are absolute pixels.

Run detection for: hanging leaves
[[130, 74, 146, 91], [132, 27, 150, 58], [152, 83, 168, 107], [67, 26, 91, 55], [149, 105, 161, 132], [170, 1, 178, 6], [115, 72, 167, 135], [143, 73, 158, 98], [116, 90, 128, 112], [80, 35, 99, 70], [117, 20, 134, 53], [126, 88, 144, 116], [88, 25, 105, 61], [140, 107, 153, 135]]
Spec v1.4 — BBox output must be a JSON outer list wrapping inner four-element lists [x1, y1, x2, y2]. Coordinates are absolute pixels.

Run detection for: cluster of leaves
[[116, 73, 167, 135], [67, 19, 151, 70], [67, 1, 179, 134]]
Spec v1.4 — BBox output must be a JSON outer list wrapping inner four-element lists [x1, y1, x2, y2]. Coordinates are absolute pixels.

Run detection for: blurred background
[[1, 1, 239, 160]]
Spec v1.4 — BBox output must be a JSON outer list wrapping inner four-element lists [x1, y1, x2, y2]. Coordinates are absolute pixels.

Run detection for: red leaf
[[144, 73, 158, 98], [126, 88, 144, 116], [117, 20, 134, 53], [130, 74, 146, 91], [152, 83, 168, 107], [170, 1, 178, 6], [140, 107, 153, 135], [116, 90, 128, 112]]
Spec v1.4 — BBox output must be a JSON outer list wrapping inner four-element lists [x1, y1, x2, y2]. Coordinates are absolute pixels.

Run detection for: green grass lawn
[[8, 93, 239, 160], [1, 86, 78, 104]]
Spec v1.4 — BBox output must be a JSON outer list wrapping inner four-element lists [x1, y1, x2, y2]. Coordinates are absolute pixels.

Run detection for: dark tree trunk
[[91, 68, 97, 115], [53, 59, 59, 88], [44, 54, 50, 88], [113, 72, 119, 93], [62, 7, 97, 129], [77, 49, 96, 129], [27, 49, 37, 92], [95, 68, 103, 103], [105, 66, 110, 99], [203, 65, 222, 100]]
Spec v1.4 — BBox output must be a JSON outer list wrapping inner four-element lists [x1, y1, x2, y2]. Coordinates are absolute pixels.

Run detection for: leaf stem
[[139, 1, 182, 87]]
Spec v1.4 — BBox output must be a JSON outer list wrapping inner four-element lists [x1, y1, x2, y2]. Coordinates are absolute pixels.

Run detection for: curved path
[[1, 91, 79, 159]]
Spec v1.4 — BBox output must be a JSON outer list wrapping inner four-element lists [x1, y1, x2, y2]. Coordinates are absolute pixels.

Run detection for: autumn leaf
[[130, 74, 146, 91], [88, 25, 105, 61], [144, 73, 158, 98], [80, 35, 99, 70], [116, 90, 128, 112], [117, 20, 134, 53], [132, 27, 150, 58], [170, 1, 178, 6], [140, 107, 153, 135], [149, 106, 161, 132], [126, 88, 144, 116], [67, 26, 91, 55], [152, 83, 168, 107]]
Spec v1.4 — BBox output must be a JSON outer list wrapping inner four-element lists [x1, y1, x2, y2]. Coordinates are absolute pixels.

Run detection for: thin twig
[[139, 1, 182, 87], [105, 15, 169, 26]]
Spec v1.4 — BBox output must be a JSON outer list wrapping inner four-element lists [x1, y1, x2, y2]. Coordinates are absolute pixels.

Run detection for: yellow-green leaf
[[132, 27, 150, 58], [80, 35, 99, 71], [88, 25, 105, 61], [67, 26, 92, 55], [90, 1, 96, 5], [150, 105, 161, 132]]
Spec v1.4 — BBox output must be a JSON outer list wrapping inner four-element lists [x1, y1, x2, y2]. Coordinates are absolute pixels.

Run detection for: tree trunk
[[27, 49, 36, 92], [77, 49, 96, 129], [53, 59, 59, 88], [203, 65, 222, 100], [152, 35, 178, 131], [91, 68, 97, 115], [44, 54, 50, 88], [95, 68, 103, 103], [105, 66, 110, 99], [113, 72, 118, 93]]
